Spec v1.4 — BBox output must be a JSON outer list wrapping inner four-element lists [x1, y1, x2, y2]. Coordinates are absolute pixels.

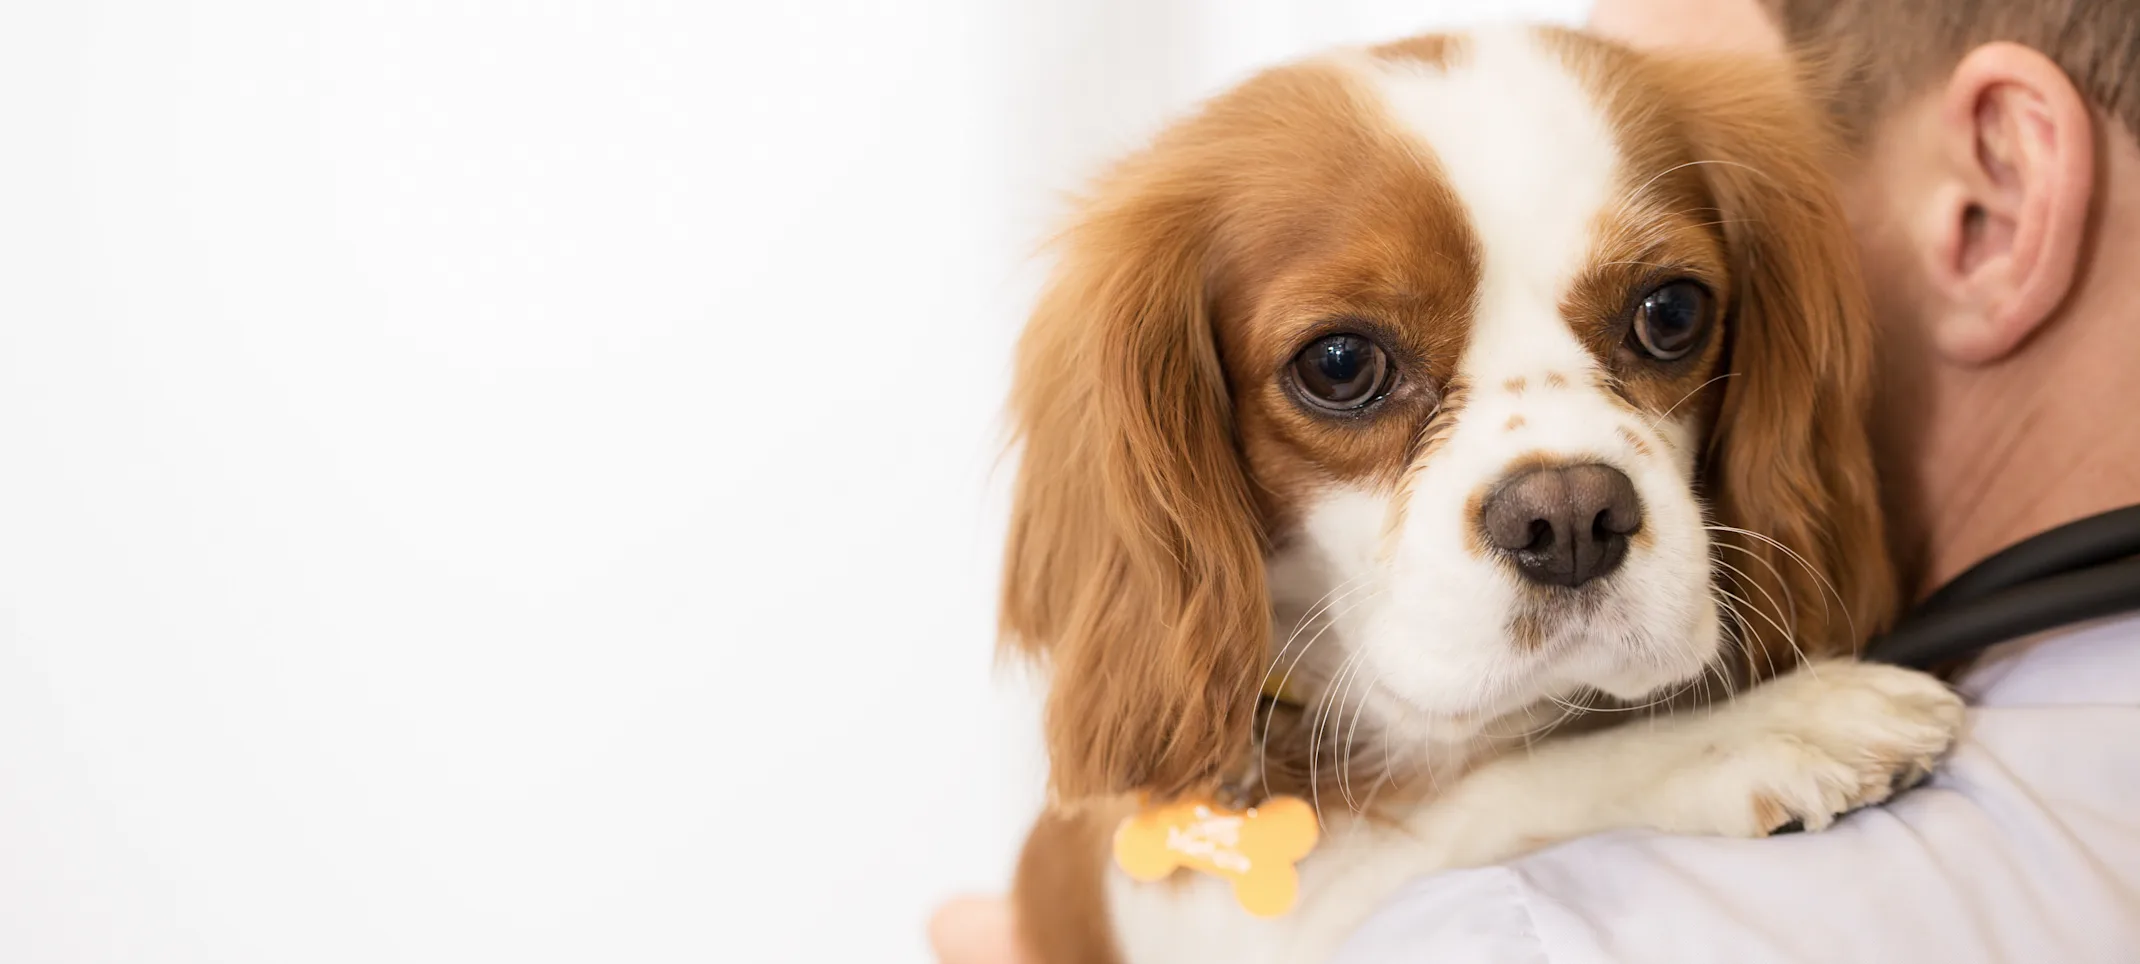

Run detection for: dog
[[998, 25, 1965, 964]]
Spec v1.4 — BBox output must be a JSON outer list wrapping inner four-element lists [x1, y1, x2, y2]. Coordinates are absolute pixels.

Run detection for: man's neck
[[1914, 382, 2140, 598], [1909, 283, 2140, 600]]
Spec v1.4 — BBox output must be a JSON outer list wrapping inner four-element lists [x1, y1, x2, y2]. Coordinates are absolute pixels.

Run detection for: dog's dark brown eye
[[1291, 334, 1391, 411], [1630, 281, 1713, 361]]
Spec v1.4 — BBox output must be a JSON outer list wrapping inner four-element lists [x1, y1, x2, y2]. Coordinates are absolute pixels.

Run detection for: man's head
[[1595, 0, 2140, 596]]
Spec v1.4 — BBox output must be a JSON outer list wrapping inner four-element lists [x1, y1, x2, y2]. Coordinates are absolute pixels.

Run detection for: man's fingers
[[928, 895, 1033, 964]]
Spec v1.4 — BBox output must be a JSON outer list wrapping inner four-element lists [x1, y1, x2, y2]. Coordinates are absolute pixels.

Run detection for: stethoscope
[[1862, 505, 2140, 669]]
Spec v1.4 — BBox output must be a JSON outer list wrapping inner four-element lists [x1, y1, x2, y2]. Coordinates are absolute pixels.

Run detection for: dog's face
[[1246, 31, 1736, 739], [1004, 27, 1897, 800]]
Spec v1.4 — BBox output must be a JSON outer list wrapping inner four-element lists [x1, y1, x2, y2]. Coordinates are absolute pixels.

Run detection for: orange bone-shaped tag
[[1111, 796, 1319, 918]]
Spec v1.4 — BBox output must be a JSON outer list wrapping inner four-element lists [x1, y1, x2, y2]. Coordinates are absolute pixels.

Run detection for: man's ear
[[1921, 42, 2095, 364]]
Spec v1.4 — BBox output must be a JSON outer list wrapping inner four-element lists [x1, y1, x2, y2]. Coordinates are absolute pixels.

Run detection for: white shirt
[[1332, 616, 2140, 963]]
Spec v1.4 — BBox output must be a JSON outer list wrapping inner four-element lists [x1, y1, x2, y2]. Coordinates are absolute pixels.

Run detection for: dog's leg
[[1406, 660, 1966, 867]]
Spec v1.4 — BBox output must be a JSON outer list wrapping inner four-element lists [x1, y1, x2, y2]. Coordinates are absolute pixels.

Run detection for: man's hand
[[928, 895, 1033, 964]]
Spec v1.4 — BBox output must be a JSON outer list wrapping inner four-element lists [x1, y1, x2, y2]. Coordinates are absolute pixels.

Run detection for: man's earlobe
[[1930, 42, 2095, 365]]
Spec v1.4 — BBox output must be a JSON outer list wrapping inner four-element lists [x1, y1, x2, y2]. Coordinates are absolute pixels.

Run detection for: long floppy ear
[[1664, 56, 1900, 675], [1001, 153, 1268, 802]]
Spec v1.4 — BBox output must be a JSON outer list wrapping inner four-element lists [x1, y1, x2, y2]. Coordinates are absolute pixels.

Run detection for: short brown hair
[[1761, 0, 2140, 145]]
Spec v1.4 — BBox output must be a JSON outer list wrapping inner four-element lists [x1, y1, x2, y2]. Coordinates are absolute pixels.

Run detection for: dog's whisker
[[1306, 652, 1356, 811], [1338, 665, 1384, 813], [1710, 582, 1758, 684], [1712, 583, 1804, 682], [1695, 602, 1743, 704], [1629, 158, 1779, 207], [1262, 587, 1385, 803], [1653, 372, 1740, 426], [1262, 574, 1376, 699], [1712, 556, 1798, 661], [1710, 551, 1819, 677], [1319, 655, 1361, 813], [1706, 655, 1737, 704], [1712, 540, 1805, 658], [1338, 671, 1378, 813], [1507, 697, 1584, 745], [1261, 585, 1376, 772], [1308, 648, 1370, 826], [1330, 660, 1375, 794], [1262, 578, 1378, 699], [1276, 573, 1373, 663], [1716, 582, 1782, 684], [1705, 523, 1855, 645]]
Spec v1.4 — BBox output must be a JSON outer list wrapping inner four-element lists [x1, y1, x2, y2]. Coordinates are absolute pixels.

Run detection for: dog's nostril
[[1479, 463, 1644, 588], [1525, 519, 1554, 553], [1592, 504, 1637, 541]]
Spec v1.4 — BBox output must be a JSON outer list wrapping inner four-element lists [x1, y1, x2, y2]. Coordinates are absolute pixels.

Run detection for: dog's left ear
[[1656, 54, 1899, 674], [999, 121, 1271, 802]]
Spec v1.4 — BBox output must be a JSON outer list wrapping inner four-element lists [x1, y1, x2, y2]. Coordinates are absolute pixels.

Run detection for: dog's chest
[[1102, 817, 1434, 964]]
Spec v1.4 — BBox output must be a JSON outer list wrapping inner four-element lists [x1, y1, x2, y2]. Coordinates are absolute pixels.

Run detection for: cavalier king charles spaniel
[[999, 25, 1964, 964]]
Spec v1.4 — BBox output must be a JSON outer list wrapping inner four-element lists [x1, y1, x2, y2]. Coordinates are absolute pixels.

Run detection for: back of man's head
[[1760, 0, 2140, 145]]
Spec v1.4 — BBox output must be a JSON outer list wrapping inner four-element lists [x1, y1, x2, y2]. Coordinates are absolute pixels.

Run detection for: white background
[[0, 1, 1584, 961]]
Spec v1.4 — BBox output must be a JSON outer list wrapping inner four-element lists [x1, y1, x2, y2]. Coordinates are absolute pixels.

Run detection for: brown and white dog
[[1000, 25, 1965, 964]]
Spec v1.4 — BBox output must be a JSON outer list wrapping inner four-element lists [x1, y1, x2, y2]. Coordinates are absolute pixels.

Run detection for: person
[[934, 0, 2140, 958]]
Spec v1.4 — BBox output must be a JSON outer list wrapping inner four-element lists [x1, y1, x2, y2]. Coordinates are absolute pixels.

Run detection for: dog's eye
[[1630, 280, 1713, 361], [1291, 334, 1391, 411]]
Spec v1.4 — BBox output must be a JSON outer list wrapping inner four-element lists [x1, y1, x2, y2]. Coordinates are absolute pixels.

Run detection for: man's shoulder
[[1962, 613, 2140, 706], [1333, 617, 2140, 964]]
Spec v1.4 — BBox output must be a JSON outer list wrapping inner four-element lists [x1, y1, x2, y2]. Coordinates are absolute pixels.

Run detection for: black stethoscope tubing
[[1861, 506, 2140, 668]]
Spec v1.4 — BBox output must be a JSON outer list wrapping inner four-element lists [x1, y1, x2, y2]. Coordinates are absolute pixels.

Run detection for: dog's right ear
[[1000, 144, 1270, 803]]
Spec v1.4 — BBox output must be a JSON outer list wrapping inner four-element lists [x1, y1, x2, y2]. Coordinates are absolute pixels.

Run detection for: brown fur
[[1012, 804, 1129, 964], [1618, 424, 1656, 457]]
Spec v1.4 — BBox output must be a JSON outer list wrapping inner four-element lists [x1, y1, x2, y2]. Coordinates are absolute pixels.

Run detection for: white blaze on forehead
[[1364, 27, 1624, 381]]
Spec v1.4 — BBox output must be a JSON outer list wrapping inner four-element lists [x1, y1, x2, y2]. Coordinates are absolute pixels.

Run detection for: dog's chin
[[1366, 665, 1569, 746], [1360, 596, 1724, 739], [1357, 689, 1484, 747], [1583, 659, 1709, 702], [1575, 605, 1726, 702]]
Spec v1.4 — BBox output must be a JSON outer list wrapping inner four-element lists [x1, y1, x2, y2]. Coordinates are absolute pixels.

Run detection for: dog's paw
[[1660, 660, 1965, 837]]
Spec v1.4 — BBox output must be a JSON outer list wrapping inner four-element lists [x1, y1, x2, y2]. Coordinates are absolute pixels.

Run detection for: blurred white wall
[[0, 1, 1583, 961]]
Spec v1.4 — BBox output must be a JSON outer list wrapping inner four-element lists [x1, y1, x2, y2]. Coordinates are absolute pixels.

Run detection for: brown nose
[[1479, 463, 1643, 588]]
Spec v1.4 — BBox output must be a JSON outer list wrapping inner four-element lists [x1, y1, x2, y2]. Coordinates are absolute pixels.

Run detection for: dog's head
[[1003, 27, 1896, 801]]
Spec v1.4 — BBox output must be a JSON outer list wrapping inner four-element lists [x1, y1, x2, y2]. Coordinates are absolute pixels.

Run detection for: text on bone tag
[[1164, 806, 1252, 874]]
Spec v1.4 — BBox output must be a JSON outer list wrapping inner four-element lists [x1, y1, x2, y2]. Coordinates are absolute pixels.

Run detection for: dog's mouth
[[1503, 580, 1616, 651], [1454, 582, 1723, 715]]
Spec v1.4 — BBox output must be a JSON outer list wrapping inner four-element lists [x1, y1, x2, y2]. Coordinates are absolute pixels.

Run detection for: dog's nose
[[1479, 463, 1643, 588]]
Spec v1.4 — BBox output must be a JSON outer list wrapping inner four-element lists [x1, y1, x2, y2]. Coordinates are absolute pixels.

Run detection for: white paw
[[1656, 660, 1965, 837]]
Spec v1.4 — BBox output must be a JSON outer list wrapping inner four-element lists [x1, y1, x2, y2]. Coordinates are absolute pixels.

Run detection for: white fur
[[1104, 27, 1966, 964]]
